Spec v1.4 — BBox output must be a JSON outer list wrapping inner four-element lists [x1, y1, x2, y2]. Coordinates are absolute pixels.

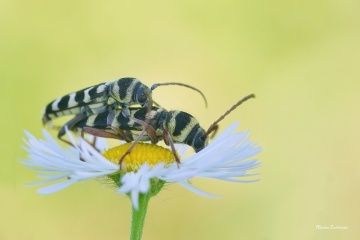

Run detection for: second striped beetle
[[64, 94, 255, 168]]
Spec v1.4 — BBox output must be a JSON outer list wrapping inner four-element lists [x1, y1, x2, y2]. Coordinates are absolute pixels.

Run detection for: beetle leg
[[58, 114, 86, 139], [121, 108, 131, 118], [57, 114, 89, 148], [110, 126, 134, 142], [117, 117, 159, 169], [163, 129, 180, 167], [107, 109, 116, 125], [82, 126, 124, 140], [128, 116, 158, 144], [118, 126, 148, 169]]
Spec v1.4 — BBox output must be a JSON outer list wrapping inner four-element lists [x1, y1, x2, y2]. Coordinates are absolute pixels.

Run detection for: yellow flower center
[[103, 143, 177, 172]]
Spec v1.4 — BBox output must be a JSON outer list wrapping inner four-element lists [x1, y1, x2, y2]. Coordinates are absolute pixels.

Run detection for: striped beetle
[[65, 94, 255, 167], [42, 77, 208, 125]]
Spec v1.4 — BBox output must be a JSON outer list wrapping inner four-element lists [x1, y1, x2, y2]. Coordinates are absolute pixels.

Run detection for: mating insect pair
[[42, 77, 255, 168], [70, 94, 255, 166]]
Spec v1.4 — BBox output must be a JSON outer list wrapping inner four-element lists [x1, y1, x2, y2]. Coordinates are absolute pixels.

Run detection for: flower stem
[[130, 193, 151, 240], [127, 179, 165, 240]]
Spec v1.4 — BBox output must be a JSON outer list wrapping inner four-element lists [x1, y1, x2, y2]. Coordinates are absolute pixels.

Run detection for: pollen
[[103, 143, 177, 172]]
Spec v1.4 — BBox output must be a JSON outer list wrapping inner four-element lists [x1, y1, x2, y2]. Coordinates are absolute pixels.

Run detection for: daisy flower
[[22, 122, 261, 207], [22, 122, 261, 239]]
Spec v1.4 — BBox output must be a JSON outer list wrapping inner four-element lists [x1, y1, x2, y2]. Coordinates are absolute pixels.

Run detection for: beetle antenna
[[202, 94, 255, 139], [151, 82, 208, 108]]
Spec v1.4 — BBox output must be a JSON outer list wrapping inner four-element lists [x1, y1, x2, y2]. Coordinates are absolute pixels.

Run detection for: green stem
[[130, 193, 151, 240], [125, 178, 165, 240]]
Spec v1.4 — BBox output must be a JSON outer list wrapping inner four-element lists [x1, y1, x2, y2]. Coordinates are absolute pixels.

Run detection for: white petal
[[178, 181, 220, 198], [23, 122, 261, 206], [131, 190, 140, 210], [22, 129, 119, 194], [37, 179, 77, 194]]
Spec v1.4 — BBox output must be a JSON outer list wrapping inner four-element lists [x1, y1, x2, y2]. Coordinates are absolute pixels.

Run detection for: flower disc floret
[[103, 143, 177, 172]]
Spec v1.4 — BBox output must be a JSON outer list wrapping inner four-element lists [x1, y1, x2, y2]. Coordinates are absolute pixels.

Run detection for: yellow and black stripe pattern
[[164, 111, 208, 152], [70, 106, 209, 153], [72, 107, 164, 137], [42, 77, 151, 124]]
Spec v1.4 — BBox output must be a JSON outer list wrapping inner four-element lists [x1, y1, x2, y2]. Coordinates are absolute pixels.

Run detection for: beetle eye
[[136, 90, 147, 104], [141, 93, 147, 103], [137, 85, 152, 105]]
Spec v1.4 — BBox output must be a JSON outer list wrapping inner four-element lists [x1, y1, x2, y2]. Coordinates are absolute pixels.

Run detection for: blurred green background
[[1, 0, 359, 239]]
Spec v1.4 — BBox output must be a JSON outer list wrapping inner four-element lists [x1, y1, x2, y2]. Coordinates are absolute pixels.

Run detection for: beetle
[[42, 77, 208, 126], [66, 94, 255, 167]]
